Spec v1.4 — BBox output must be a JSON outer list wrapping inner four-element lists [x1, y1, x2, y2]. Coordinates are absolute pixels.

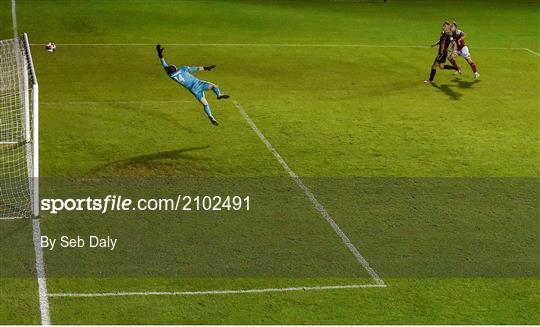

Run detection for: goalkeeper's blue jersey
[[161, 58, 200, 89]]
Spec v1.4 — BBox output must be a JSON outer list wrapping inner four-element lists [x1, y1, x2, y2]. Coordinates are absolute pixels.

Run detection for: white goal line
[[49, 283, 386, 298]]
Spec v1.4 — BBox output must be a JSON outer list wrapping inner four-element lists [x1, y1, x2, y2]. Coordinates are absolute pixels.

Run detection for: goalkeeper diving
[[156, 45, 229, 126]]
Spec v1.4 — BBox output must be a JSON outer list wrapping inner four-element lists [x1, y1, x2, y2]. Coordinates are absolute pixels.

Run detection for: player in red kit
[[449, 22, 480, 80]]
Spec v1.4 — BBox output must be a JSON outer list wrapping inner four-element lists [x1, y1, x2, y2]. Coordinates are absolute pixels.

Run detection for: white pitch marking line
[[23, 43, 529, 50], [233, 100, 385, 286], [522, 48, 540, 57], [12, 0, 51, 324], [31, 43, 429, 48], [28, 43, 540, 57], [49, 284, 386, 298], [10, 0, 18, 38], [32, 219, 51, 325], [41, 100, 193, 105]]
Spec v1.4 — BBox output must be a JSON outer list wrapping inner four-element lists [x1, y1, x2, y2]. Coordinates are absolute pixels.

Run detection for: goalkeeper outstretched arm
[[156, 44, 167, 68], [156, 45, 216, 73], [187, 65, 216, 72]]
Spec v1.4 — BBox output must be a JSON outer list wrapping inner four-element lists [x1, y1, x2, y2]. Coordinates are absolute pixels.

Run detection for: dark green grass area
[[307, 178, 539, 278], [0, 278, 41, 324], [1, 0, 539, 324], [0, 220, 41, 324], [0, 2, 10, 39]]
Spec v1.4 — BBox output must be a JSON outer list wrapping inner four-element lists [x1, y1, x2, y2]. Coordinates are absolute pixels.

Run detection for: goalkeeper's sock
[[443, 65, 457, 70], [429, 69, 436, 81], [203, 104, 213, 117], [212, 85, 222, 97]]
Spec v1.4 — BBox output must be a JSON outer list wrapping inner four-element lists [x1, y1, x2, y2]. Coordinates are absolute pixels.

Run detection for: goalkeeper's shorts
[[189, 80, 212, 100]]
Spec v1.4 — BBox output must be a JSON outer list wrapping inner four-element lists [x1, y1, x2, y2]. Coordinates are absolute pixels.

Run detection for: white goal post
[[0, 33, 38, 219]]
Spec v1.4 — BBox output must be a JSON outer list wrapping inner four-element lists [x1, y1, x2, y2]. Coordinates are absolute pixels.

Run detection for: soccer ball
[[45, 42, 56, 52]]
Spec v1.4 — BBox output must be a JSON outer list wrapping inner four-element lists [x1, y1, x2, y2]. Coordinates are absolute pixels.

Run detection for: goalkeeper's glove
[[204, 65, 216, 71], [156, 44, 164, 58]]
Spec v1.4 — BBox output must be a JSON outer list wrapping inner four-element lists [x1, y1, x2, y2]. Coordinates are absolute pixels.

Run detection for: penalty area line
[[49, 284, 386, 298], [233, 100, 385, 286], [522, 48, 540, 57]]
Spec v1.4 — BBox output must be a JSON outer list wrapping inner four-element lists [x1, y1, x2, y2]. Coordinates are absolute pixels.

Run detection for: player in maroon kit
[[424, 22, 460, 84], [449, 21, 480, 80]]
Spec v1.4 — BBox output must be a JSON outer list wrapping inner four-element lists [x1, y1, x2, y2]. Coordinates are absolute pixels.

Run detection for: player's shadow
[[94, 146, 210, 175], [432, 79, 479, 100], [453, 78, 480, 89], [432, 83, 462, 100]]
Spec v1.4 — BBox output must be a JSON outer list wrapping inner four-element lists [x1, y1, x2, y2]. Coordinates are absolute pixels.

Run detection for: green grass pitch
[[0, 0, 539, 324]]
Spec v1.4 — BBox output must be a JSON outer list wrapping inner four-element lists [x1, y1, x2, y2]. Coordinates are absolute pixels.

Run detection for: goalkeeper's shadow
[[92, 146, 211, 176]]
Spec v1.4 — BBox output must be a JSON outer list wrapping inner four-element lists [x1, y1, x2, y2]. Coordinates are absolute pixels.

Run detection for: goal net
[[0, 33, 38, 219]]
